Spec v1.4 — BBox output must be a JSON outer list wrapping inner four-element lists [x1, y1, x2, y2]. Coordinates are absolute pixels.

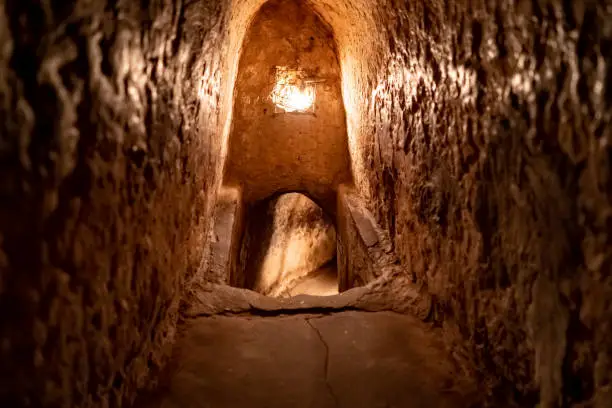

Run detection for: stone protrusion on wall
[[205, 187, 243, 286], [337, 185, 391, 291]]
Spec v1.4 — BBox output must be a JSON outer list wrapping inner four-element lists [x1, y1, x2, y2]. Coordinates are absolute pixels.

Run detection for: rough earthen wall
[[0, 1, 232, 406], [348, 1, 612, 406], [336, 188, 381, 291]]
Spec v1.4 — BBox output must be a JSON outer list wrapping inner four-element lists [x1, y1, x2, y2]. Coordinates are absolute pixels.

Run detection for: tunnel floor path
[[284, 263, 339, 297], [139, 303, 477, 408]]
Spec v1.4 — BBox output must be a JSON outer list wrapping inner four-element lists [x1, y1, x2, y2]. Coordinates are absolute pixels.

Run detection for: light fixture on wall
[[271, 67, 316, 113]]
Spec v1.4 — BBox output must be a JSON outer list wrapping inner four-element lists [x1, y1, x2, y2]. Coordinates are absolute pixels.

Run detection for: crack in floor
[[190, 305, 364, 318], [305, 317, 340, 408]]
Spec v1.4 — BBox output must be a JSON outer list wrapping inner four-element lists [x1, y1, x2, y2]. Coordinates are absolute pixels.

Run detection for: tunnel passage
[[233, 193, 339, 297], [214, 0, 355, 297], [2, 0, 612, 407]]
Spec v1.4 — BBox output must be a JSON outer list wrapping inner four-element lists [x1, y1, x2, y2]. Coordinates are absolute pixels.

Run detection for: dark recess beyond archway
[[235, 193, 339, 297]]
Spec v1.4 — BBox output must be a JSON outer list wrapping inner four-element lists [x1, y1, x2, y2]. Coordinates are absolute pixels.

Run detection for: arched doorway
[[238, 192, 338, 297]]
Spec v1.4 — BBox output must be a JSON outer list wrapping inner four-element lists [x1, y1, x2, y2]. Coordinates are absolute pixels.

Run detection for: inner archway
[[240, 193, 338, 297], [219, 0, 354, 298]]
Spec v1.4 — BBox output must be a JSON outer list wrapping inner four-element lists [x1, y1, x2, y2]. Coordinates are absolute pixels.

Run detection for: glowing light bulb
[[271, 68, 316, 113], [281, 85, 314, 112]]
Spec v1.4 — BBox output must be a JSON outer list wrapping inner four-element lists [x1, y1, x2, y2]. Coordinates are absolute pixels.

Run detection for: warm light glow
[[273, 84, 315, 112], [271, 67, 316, 113]]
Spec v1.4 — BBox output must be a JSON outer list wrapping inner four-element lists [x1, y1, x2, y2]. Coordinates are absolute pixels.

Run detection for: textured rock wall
[[0, 0, 232, 406], [238, 193, 336, 297], [337, 187, 381, 291], [343, 1, 612, 406], [227, 0, 612, 404], [207, 188, 243, 285]]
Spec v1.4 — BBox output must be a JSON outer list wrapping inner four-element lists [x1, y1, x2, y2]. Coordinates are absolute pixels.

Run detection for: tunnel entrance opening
[[238, 193, 339, 298]]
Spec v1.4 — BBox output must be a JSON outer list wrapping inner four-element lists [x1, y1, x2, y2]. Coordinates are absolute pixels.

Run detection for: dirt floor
[[285, 263, 339, 297], [138, 308, 476, 408]]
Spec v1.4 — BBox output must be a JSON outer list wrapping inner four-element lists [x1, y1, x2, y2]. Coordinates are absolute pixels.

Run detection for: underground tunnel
[[1, 0, 611, 407], [218, 0, 350, 297]]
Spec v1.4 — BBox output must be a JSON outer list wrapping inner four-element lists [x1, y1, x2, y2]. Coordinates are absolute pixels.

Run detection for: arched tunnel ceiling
[[224, 0, 353, 208], [219, 0, 388, 198]]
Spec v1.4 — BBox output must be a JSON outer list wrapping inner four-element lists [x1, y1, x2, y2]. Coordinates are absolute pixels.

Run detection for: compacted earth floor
[[286, 263, 339, 297], [138, 293, 477, 408]]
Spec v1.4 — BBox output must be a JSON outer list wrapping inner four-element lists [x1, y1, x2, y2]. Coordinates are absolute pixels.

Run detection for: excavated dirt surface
[[286, 263, 339, 297], [137, 310, 477, 408]]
